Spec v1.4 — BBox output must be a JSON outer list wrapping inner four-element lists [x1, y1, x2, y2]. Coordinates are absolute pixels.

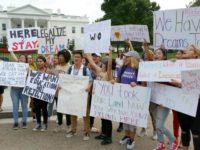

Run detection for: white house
[[0, 4, 89, 49]]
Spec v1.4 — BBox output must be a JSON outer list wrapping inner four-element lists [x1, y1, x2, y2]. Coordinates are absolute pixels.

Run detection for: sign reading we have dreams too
[[90, 80, 151, 128], [22, 71, 59, 103], [154, 7, 200, 50]]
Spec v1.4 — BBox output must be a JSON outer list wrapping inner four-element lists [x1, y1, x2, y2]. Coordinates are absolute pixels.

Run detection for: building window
[[2, 36, 7, 44], [17, 24, 21, 28], [81, 27, 84, 34], [29, 24, 33, 27], [2, 23, 6, 31], [72, 27, 76, 33]]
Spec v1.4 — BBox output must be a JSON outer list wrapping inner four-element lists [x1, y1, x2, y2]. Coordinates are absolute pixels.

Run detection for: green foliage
[[99, 0, 160, 43], [188, 0, 200, 7]]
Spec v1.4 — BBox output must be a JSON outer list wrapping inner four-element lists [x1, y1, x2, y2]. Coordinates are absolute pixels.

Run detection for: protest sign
[[22, 71, 59, 103], [154, 7, 200, 49], [148, 83, 199, 117], [181, 70, 200, 94], [84, 20, 111, 53], [138, 59, 200, 82], [57, 74, 89, 117], [0, 61, 28, 87], [37, 27, 68, 54], [90, 80, 151, 128], [111, 25, 150, 42], [7, 27, 39, 51]]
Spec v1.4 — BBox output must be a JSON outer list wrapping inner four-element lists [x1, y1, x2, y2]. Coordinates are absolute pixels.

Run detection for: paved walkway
[[0, 88, 194, 150]]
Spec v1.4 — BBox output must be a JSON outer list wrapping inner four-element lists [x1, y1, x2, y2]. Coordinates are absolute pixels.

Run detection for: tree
[[188, 0, 200, 7], [98, 0, 160, 44]]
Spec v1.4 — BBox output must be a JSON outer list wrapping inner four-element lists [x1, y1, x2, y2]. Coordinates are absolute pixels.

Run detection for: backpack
[[68, 66, 87, 76]]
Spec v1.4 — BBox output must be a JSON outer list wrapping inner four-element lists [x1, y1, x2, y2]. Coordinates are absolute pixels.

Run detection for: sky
[[0, 0, 194, 22]]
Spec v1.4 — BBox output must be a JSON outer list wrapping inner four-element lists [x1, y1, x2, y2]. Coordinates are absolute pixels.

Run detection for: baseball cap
[[92, 53, 101, 57], [124, 51, 141, 60]]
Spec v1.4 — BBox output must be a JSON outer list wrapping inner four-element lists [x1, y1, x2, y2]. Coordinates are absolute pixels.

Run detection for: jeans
[[10, 87, 28, 124], [156, 106, 175, 144]]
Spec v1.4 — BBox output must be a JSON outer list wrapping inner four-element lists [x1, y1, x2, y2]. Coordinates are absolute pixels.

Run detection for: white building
[[0, 4, 89, 49]]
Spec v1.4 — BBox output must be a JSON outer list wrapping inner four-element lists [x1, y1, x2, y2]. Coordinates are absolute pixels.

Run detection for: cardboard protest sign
[[37, 27, 68, 54], [57, 74, 89, 117], [154, 7, 200, 49], [138, 59, 200, 82], [0, 61, 28, 87], [111, 25, 150, 42], [90, 80, 151, 128], [84, 20, 111, 53], [148, 83, 199, 117], [181, 70, 200, 94], [23, 71, 59, 103], [7, 27, 39, 51]]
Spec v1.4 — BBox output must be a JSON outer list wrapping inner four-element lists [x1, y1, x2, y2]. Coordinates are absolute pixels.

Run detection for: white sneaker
[[66, 126, 71, 133], [152, 131, 158, 140], [127, 139, 135, 149], [41, 124, 47, 132], [137, 128, 147, 137], [91, 127, 99, 133], [53, 125, 62, 133], [32, 124, 41, 131], [66, 131, 77, 138], [83, 133, 90, 141], [119, 136, 130, 145]]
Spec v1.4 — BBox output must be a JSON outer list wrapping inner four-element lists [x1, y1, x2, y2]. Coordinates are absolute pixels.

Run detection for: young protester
[[53, 49, 72, 133], [27, 54, 37, 122], [172, 45, 200, 150], [111, 50, 141, 149], [32, 56, 49, 132], [10, 52, 29, 129], [65, 51, 92, 141], [85, 48, 113, 145], [152, 48, 178, 150], [138, 40, 157, 140]]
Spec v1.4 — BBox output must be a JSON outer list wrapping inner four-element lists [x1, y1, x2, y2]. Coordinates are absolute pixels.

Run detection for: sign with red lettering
[[154, 7, 200, 50], [111, 25, 150, 42], [7, 27, 39, 51], [90, 80, 151, 128], [138, 59, 200, 82], [182, 70, 200, 94]]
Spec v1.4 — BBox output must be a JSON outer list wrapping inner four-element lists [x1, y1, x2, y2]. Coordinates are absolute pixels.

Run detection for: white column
[[21, 19, 24, 28], [34, 19, 38, 27], [47, 20, 50, 28], [8, 18, 11, 28]]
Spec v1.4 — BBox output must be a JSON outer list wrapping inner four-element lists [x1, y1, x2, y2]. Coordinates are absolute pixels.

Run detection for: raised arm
[[125, 38, 134, 51], [107, 47, 113, 80], [142, 39, 154, 61], [10, 51, 18, 62], [84, 54, 101, 73]]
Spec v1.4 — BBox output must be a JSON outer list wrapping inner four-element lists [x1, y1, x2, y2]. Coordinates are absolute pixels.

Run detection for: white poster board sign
[[37, 27, 68, 54], [90, 80, 151, 128], [111, 25, 150, 42], [154, 7, 200, 49], [181, 70, 200, 94], [138, 59, 200, 82], [7, 28, 39, 51], [57, 74, 89, 117], [23, 71, 59, 103], [148, 83, 199, 117], [0, 62, 28, 87], [84, 20, 111, 53]]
